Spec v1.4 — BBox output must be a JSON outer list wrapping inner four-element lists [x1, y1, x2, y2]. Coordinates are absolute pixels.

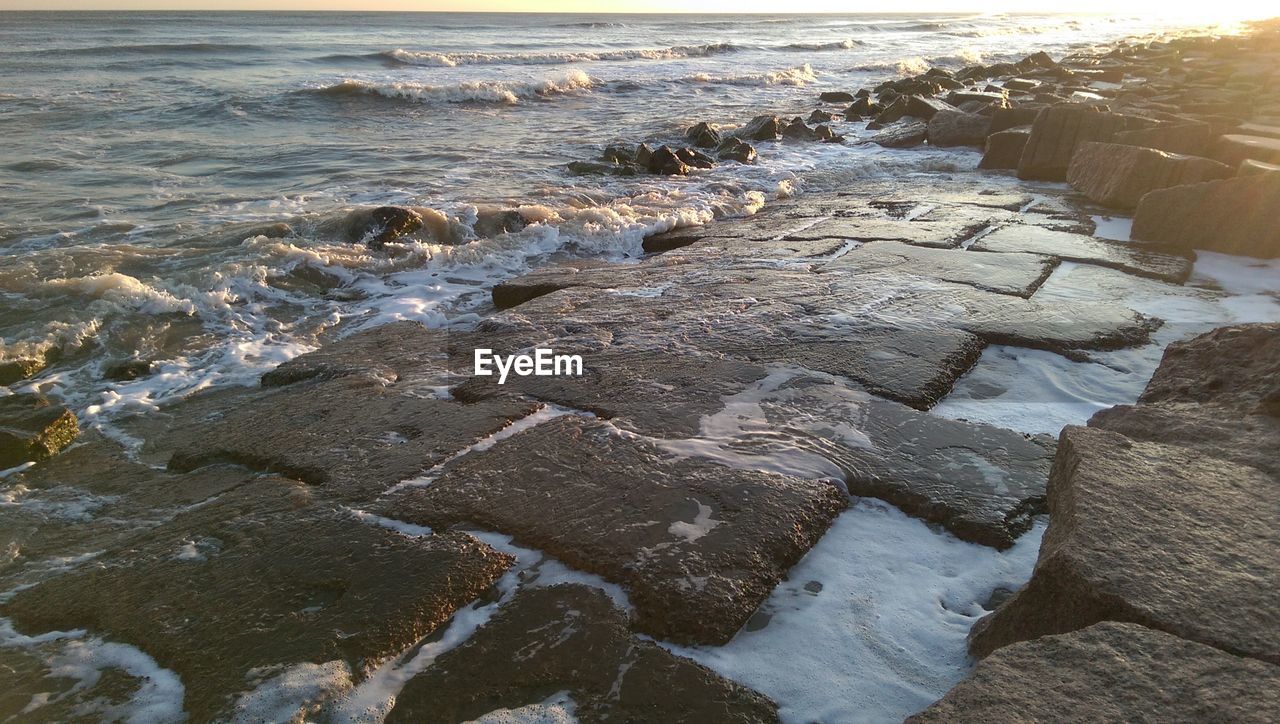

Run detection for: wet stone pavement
[[0, 178, 1271, 721]]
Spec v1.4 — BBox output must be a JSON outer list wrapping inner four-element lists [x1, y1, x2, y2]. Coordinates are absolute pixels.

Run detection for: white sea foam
[[383, 42, 737, 67], [663, 499, 1045, 723]]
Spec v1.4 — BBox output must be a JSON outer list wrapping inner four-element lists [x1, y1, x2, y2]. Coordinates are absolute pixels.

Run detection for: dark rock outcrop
[[717, 137, 758, 164], [979, 127, 1031, 169], [1016, 105, 1151, 180], [737, 115, 782, 141], [364, 206, 424, 249], [686, 121, 721, 148]]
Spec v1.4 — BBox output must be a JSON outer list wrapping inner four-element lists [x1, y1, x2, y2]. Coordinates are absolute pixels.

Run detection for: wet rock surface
[[2, 478, 514, 719], [915, 623, 1280, 722], [381, 414, 847, 645], [971, 225, 1194, 283], [0, 394, 79, 469], [388, 585, 779, 723]]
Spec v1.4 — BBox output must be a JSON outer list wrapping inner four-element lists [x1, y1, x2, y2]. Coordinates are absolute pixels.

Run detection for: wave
[[847, 50, 986, 76], [308, 70, 596, 106], [682, 64, 818, 88], [782, 39, 864, 51], [380, 42, 738, 68]]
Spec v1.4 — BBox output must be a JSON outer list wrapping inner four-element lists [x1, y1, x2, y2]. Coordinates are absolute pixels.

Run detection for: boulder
[[686, 121, 721, 148], [945, 90, 1007, 107], [844, 96, 876, 118], [926, 110, 991, 147], [0, 394, 79, 469], [782, 117, 819, 141], [103, 358, 154, 381], [736, 114, 782, 141], [1212, 133, 1280, 166], [1237, 122, 1280, 140], [647, 145, 693, 175], [905, 95, 959, 120], [979, 127, 1031, 169], [388, 585, 779, 723], [675, 147, 716, 169], [1131, 172, 1280, 258], [1, 479, 514, 720], [1003, 77, 1040, 92], [868, 97, 909, 128], [819, 90, 856, 103], [716, 137, 758, 164], [0, 357, 45, 387], [1111, 121, 1212, 155], [381, 415, 846, 645], [807, 109, 838, 123], [872, 120, 928, 148], [988, 107, 1042, 133], [815, 124, 844, 143], [968, 426, 1279, 664], [1017, 105, 1152, 180], [473, 208, 528, 238], [364, 206, 423, 249], [1066, 141, 1233, 209], [915, 623, 1280, 723]]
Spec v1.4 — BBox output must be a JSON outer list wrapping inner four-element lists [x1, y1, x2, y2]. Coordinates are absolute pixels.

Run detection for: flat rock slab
[[388, 585, 778, 723], [160, 375, 539, 502], [2, 479, 514, 719], [472, 277, 987, 409], [1213, 133, 1280, 166], [455, 358, 1053, 548], [914, 622, 1280, 722], [0, 432, 256, 591], [826, 240, 1057, 297], [971, 225, 1194, 282], [259, 320, 448, 387], [380, 415, 847, 645], [1111, 121, 1212, 156], [784, 216, 987, 248], [0, 393, 79, 469], [1132, 172, 1280, 258], [968, 426, 1279, 664]]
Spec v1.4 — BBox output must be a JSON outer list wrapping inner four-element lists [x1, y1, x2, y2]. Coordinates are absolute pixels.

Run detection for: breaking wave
[[380, 42, 738, 67], [309, 70, 596, 105]]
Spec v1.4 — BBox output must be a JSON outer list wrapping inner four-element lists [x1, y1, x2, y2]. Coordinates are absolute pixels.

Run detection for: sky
[[0, 0, 1273, 16]]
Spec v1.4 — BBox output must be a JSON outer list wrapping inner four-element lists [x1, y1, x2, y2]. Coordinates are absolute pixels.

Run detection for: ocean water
[[0, 11, 1237, 429]]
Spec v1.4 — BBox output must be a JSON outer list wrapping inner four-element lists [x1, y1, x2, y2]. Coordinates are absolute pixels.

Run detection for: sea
[[0, 11, 1246, 429]]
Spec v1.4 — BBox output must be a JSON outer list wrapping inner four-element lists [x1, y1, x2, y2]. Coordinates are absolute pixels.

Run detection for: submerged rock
[[364, 206, 424, 249], [0, 357, 46, 387]]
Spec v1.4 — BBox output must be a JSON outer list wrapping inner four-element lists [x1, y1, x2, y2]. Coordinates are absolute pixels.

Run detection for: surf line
[[473, 348, 584, 384]]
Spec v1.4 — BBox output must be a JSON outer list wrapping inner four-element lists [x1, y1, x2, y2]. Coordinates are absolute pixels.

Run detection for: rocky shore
[[2, 19, 1279, 723]]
